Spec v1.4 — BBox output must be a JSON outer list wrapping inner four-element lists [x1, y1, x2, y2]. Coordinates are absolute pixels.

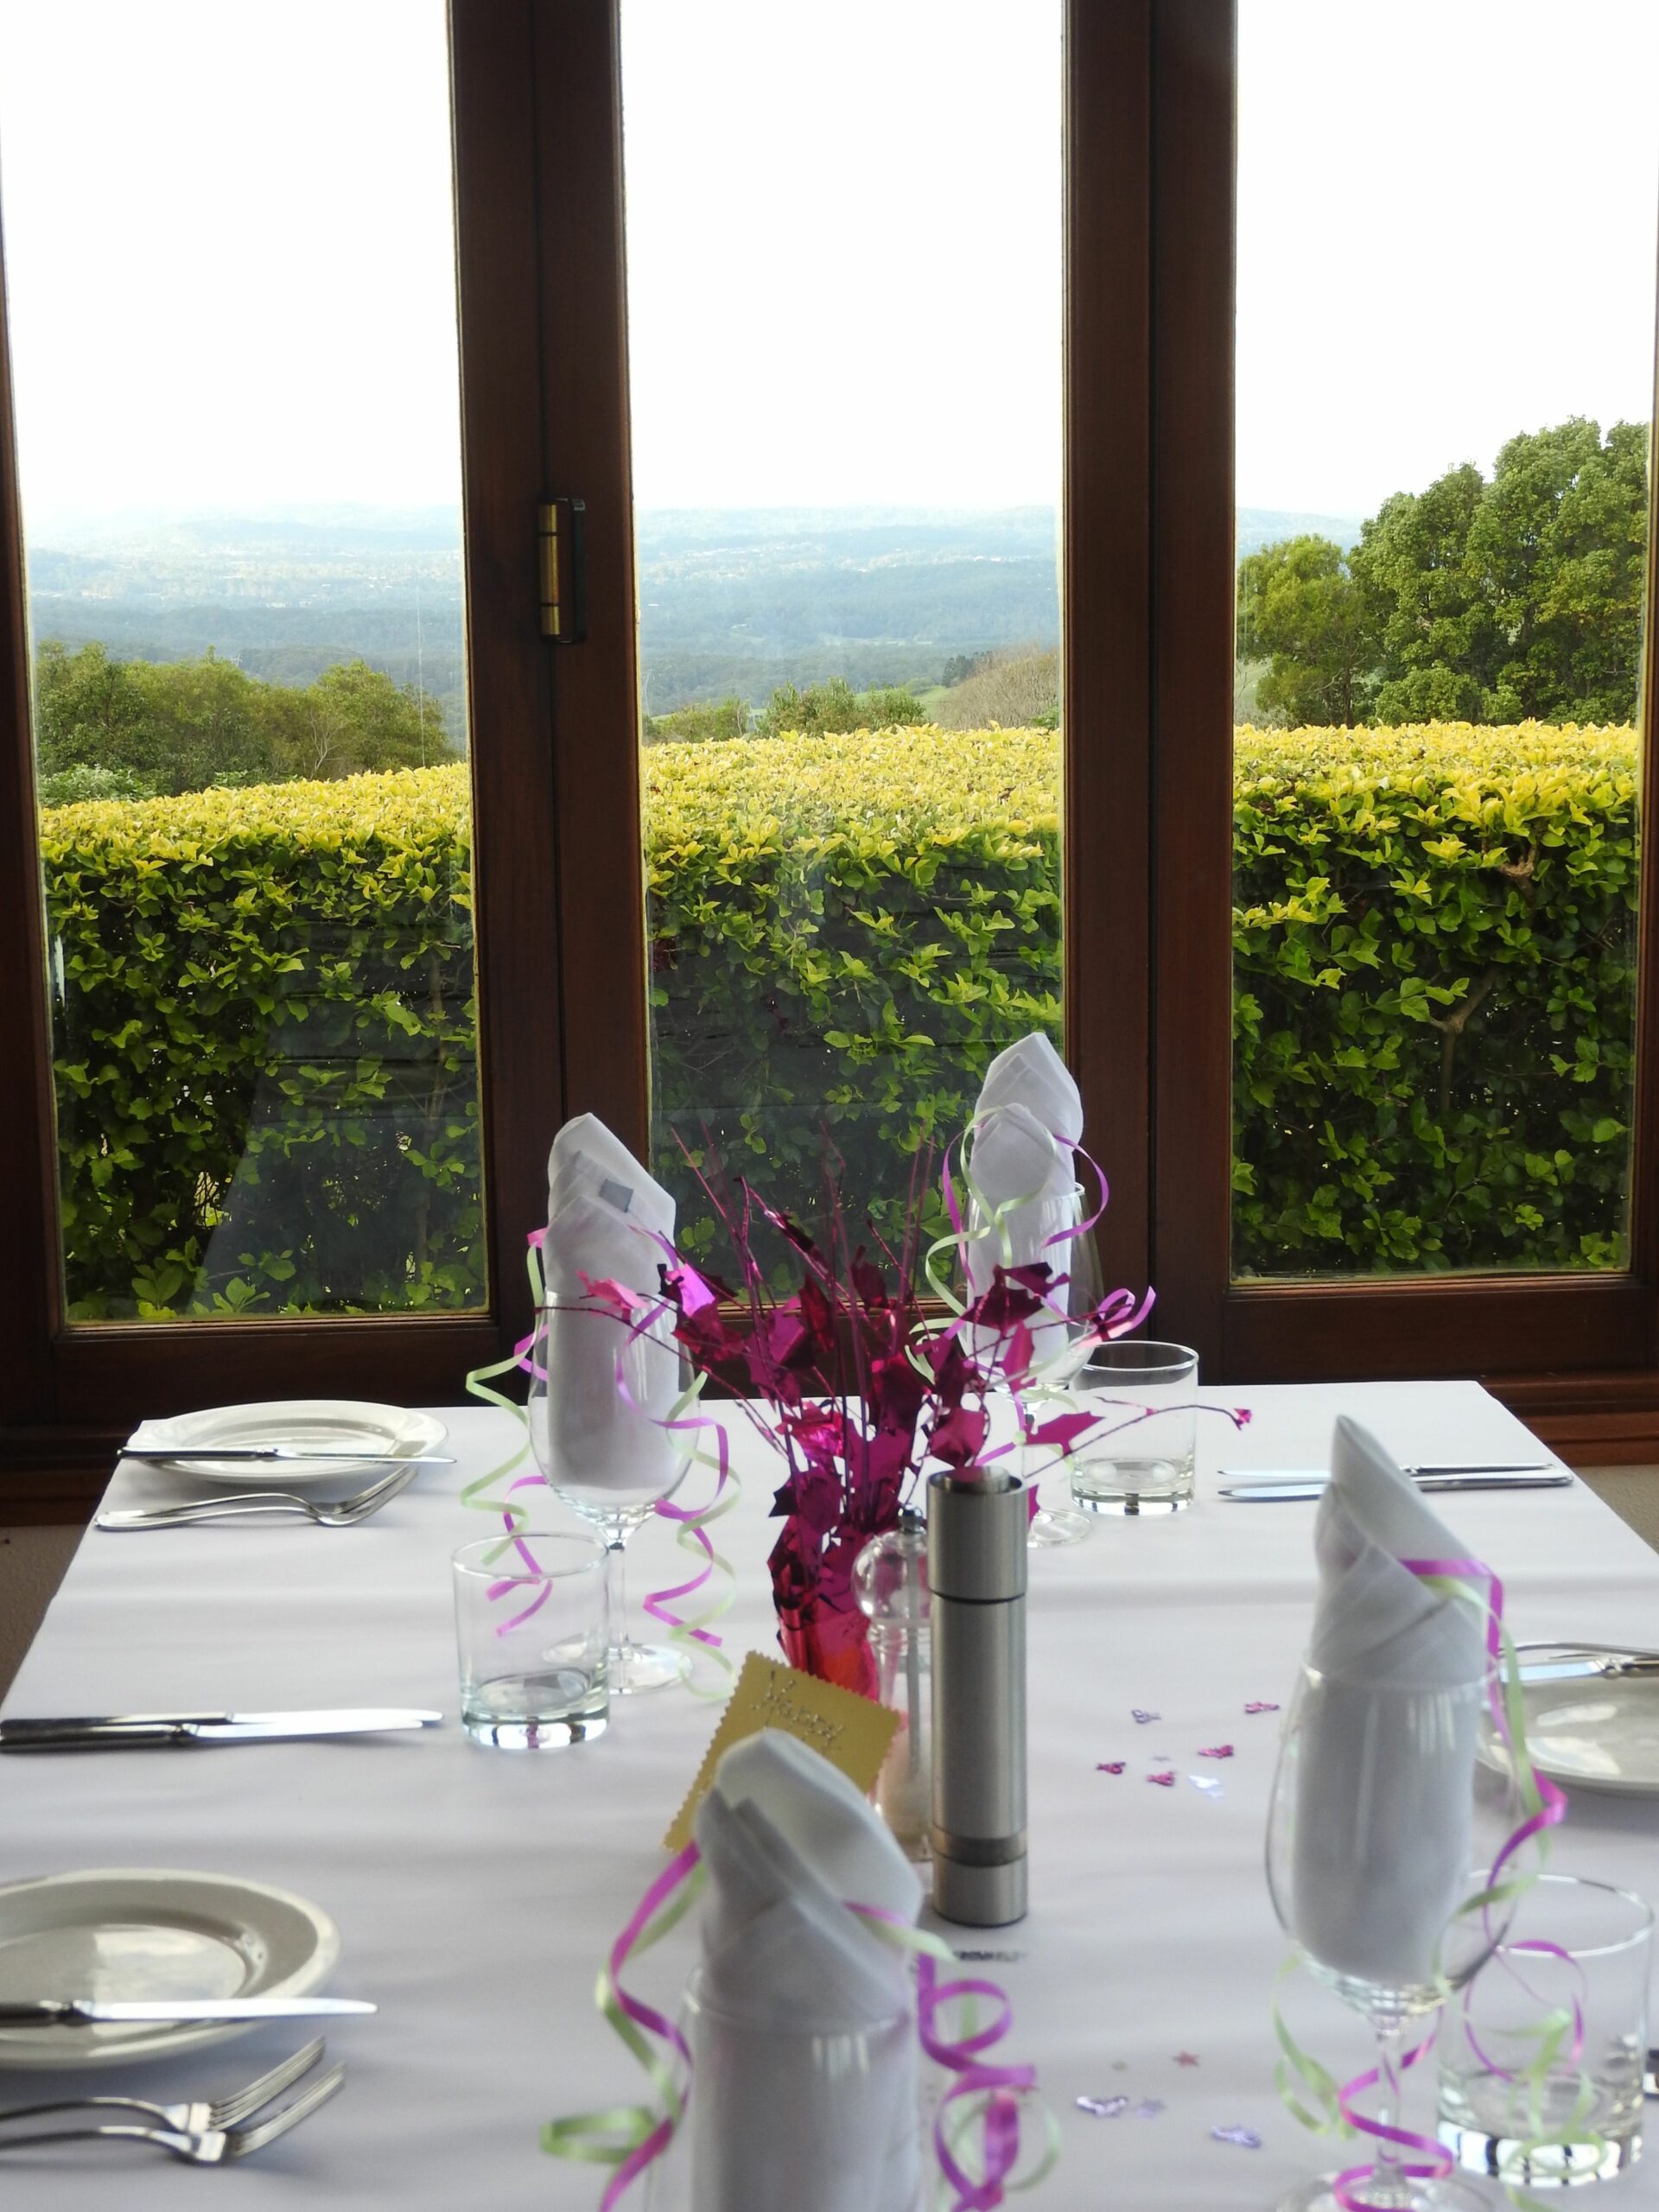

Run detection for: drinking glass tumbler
[[1066, 1340, 1199, 1514], [453, 1531, 609, 1749], [1439, 1873, 1652, 2188]]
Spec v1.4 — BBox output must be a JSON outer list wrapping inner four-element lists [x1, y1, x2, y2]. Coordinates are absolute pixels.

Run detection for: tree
[[270, 659, 452, 779], [1351, 421, 1649, 725], [641, 695, 750, 745], [1236, 536, 1377, 726], [32, 642, 455, 797], [35, 640, 282, 794]]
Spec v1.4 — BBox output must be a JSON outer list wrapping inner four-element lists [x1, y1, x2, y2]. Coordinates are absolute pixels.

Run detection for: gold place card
[[663, 1651, 900, 1852]]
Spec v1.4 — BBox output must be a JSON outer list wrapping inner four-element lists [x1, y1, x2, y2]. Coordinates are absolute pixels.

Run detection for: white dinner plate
[[0, 1868, 340, 2069], [130, 1398, 448, 1488], [1484, 1652, 1659, 1798]]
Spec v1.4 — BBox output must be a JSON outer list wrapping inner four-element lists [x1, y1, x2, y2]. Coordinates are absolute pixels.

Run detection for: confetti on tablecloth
[[1198, 1744, 1234, 1758], [1147, 1770, 1176, 1787], [1211, 2125, 1262, 2149], [1244, 1700, 1279, 1715], [1131, 1708, 1160, 1725], [1096, 1760, 1126, 1774]]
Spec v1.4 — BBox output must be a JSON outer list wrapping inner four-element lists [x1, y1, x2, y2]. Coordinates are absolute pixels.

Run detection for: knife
[[0, 1998, 376, 2025], [1516, 1650, 1659, 1685], [119, 1446, 454, 1465], [0, 1708, 443, 1750], [1217, 1463, 1559, 1482], [1219, 1472, 1571, 1502]]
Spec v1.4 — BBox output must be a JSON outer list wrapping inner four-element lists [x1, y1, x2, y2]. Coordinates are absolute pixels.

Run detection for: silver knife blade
[[120, 1446, 453, 1464], [1219, 1473, 1570, 1502], [0, 1708, 442, 1750], [0, 1998, 376, 2025]]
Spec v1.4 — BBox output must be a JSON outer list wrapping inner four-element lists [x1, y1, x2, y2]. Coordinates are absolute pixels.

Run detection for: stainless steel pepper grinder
[[926, 1468, 1027, 1925]]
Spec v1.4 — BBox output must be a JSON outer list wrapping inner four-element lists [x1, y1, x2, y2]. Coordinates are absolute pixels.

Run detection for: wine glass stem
[[1370, 2017, 1407, 2198], [606, 1532, 631, 1651]]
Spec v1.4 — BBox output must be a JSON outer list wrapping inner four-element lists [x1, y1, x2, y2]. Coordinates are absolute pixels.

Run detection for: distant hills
[[22, 501, 1363, 721]]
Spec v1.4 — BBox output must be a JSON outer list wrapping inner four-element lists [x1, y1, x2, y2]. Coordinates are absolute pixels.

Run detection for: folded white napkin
[[974, 1030, 1082, 1146], [685, 1732, 922, 2212], [540, 1115, 680, 1505], [963, 1035, 1082, 1376], [1291, 1415, 1485, 1992]]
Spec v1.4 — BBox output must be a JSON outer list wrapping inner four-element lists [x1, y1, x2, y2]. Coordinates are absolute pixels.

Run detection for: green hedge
[[42, 769, 480, 1318], [40, 721, 1639, 1316], [1232, 723, 1637, 1273]]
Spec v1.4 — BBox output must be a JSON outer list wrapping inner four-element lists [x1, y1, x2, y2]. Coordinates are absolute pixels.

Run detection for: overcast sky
[[0, 0, 1654, 528]]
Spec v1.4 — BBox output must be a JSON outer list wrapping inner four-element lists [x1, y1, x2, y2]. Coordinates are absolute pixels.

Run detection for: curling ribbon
[[545, 1859, 1055, 2210], [1272, 1553, 1569, 2212]]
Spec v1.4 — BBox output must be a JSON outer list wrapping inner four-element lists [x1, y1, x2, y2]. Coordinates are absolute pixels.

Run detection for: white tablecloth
[[3, 1381, 1658, 2208]]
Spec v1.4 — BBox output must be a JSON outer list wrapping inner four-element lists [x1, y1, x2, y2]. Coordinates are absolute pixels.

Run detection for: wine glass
[[527, 1297, 693, 1694], [1265, 1656, 1526, 2212], [959, 1172, 1099, 1545], [1018, 1191, 1102, 1547]]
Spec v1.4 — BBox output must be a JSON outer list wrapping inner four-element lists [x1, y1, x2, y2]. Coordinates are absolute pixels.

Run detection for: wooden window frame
[[3, 0, 1656, 1523]]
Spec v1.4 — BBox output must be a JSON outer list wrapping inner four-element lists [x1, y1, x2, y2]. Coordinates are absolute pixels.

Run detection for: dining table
[[3, 1376, 1658, 2209]]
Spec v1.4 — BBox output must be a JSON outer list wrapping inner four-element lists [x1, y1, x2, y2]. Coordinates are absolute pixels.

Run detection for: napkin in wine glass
[[1293, 1414, 1485, 1989], [686, 1731, 923, 2212], [541, 1114, 679, 1495], [963, 1034, 1083, 1373]]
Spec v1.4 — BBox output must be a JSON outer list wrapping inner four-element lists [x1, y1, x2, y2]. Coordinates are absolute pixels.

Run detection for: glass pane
[[0, 0, 482, 1319], [621, 1, 1064, 1267], [1233, 0, 1657, 1279]]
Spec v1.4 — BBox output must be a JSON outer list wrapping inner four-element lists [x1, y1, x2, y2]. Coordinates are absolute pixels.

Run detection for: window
[[1232, 0, 1659, 1287], [619, 0, 1065, 1266], [3, 1, 1658, 1509], [0, 0, 483, 1325]]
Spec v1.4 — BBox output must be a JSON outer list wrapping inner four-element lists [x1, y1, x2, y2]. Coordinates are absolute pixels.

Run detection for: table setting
[[3, 1031, 1659, 2207]]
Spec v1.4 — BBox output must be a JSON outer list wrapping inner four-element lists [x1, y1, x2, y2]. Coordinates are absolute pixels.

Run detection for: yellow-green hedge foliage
[[41, 721, 1638, 1313]]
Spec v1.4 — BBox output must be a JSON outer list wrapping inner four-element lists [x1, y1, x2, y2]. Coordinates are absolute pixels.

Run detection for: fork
[[0, 2059, 344, 2162], [97, 1462, 420, 1530], [0, 2036, 324, 2134]]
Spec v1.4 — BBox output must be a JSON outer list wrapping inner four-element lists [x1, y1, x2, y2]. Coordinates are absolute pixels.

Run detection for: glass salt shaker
[[853, 1510, 931, 1862]]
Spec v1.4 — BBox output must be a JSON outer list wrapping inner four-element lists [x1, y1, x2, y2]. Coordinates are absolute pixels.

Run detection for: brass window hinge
[[538, 496, 588, 643]]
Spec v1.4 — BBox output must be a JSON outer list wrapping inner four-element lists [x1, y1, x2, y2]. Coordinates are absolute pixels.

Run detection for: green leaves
[[1232, 721, 1637, 1275]]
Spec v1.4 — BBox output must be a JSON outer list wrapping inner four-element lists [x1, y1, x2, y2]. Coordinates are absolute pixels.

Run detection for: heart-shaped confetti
[[1244, 1701, 1280, 1715], [1077, 2094, 1131, 2120], [1188, 1775, 1223, 1799], [1131, 2100, 1166, 2120], [1096, 1761, 1126, 1775], [1211, 2125, 1262, 2149], [1131, 1708, 1160, 1725], [1147, 1770, 1176, 1787], [1198, 1744, 1234, 1759]]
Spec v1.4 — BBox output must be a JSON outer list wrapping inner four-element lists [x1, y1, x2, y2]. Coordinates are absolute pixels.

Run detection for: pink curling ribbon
[[914, 1951, 1036, 2209], [1318, 1554, 1567, 2212]]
